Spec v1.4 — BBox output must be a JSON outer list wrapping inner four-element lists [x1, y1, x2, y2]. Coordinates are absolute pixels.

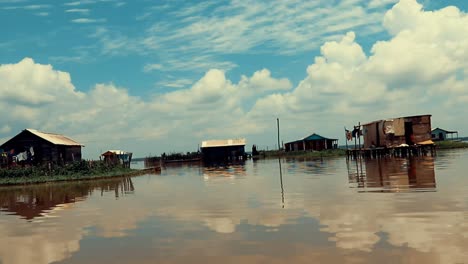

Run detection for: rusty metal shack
[[0, 129, 82, 166], [362, 115, 433, 148]]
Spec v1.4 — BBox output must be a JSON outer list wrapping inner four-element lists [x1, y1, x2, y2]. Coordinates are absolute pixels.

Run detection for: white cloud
[[0, 58, 290, 157], [368, 0, 399, 8], [64, 0, 118, 6], [157, 78, 194, 88], [249, 0, 468, 140], [0, 58, 82, 105], [143, 63, 162, 72], [2, 4, 50, 10], [140, 0, 387, 56], [65, 8, 90, 14], [71, 18, 106, 23]]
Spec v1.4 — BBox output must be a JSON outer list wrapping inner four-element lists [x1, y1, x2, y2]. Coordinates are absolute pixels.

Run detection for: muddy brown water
[[1, 149, 467, 264]]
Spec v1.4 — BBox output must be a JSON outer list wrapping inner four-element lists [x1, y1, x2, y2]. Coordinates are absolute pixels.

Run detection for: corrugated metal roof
[[362, 114, 432, 126], [431, 127, 457, 133], [286, 133, 337, 144], [201, 138, 246, 148], [101, 150, 130, 155], [26, 129, 82, 146], [303, 133, 336, 141]]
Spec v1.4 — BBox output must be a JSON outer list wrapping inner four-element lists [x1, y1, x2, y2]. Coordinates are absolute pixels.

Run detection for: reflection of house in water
[[202, 164, 246, 180], [348, 157, 436, 192], [0, 177, 134, 220]]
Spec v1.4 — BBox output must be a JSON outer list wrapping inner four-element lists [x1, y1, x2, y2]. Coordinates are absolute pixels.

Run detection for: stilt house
[[0, 129, 82, 165], [361, 115, 433, 148], [201, 139, 246, 162], [284, 133, 338, 152]]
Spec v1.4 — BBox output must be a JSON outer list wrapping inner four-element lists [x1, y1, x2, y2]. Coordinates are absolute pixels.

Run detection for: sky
[[0, 0, 467, 159]]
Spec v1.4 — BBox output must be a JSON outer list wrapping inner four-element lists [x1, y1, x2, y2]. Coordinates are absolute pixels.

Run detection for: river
[[1, 149, 467, 264]]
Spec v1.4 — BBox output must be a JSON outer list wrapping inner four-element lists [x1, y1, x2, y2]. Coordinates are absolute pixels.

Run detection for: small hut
[[284, 133, 338, 152], [0, 129, 82, 166], [101, 150, 133, 168], [201, 139, 246, 162], [431, 128, 458, 141], [361, 115, 433, 148]]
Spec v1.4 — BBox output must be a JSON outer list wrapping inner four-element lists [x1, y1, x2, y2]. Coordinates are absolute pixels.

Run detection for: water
[[1, 150, 468, 264]]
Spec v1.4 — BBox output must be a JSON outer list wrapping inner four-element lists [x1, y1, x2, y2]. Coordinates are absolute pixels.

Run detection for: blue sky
[[1, 0, 468, 158]]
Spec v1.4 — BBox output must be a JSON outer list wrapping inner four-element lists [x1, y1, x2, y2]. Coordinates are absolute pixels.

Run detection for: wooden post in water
[[344, 127, 349, 150], [278, 157, 285, 208], [277, 118, 281, 151]]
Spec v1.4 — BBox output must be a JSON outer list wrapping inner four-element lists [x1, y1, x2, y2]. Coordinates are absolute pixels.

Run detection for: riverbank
[[0, 161, 157, 186], [258, 149, 347, 159], [257, 141, 468, 159], [435, 140, 468, 149]]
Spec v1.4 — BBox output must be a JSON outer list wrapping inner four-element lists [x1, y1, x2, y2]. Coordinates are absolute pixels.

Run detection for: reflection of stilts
[[278, 157, 285, 208], [347, 155, 365, 188]]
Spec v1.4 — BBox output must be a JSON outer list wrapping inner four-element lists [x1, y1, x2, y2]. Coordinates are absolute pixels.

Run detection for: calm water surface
[[1, 149, 468, 264]]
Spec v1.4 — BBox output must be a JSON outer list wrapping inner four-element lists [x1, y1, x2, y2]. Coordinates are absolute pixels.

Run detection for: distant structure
[[101, 150, 133, 168], [200, 138, 246, 162], [431, 128, 458, 141], [0, 128, 82, 166], [284, 133, 338, 152], [361, 114, 433, 148]]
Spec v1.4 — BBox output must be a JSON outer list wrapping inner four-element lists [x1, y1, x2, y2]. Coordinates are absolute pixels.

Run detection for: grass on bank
[[259, 148, 347, 159], [258, 140, 468, 159], [435, 140, 468, 149], [0, 160, 142, 186]]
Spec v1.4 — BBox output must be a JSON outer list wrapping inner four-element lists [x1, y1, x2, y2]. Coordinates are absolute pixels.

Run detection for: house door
[[405, 122, 413, 144], [439, 132, 443, 140]]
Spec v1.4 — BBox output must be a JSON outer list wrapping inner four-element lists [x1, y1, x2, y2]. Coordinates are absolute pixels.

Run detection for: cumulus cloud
[[249, 0, 468, 139], [0, 58, 290, 157], [0, 58, 83, 105]]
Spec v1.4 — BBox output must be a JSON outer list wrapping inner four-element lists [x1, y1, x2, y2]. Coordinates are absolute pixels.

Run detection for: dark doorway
[[375, 123, 380, 147], [405, 122, 413, 144], [439, 132, 443, 140]]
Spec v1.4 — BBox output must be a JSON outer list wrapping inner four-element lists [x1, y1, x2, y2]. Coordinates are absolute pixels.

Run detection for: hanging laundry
[[345, 129, 352, 141], [15, 151, 28, 162], [352, 127, 361, 138]]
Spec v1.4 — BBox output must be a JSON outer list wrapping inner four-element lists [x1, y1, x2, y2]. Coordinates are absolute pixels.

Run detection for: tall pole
[[277, 118, 281, 150], [358, 122, 361, 150]]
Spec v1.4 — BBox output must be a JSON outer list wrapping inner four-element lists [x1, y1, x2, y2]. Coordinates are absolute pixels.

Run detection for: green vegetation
[[0, 160, 146, 186], [258, 148, 347, 159], [435, 140, 468, 149], [161, 151, 201, 161]]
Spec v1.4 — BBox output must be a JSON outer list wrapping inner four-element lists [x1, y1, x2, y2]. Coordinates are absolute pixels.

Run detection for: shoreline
[[0, 167, 158, 186], [257, 141, 468, 159]]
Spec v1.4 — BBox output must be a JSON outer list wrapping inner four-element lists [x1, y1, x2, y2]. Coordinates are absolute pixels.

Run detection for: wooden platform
[[346, 145, 436, 159]]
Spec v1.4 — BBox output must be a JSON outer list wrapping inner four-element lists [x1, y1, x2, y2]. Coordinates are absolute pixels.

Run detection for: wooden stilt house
[[0, 129, 82, 166]]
